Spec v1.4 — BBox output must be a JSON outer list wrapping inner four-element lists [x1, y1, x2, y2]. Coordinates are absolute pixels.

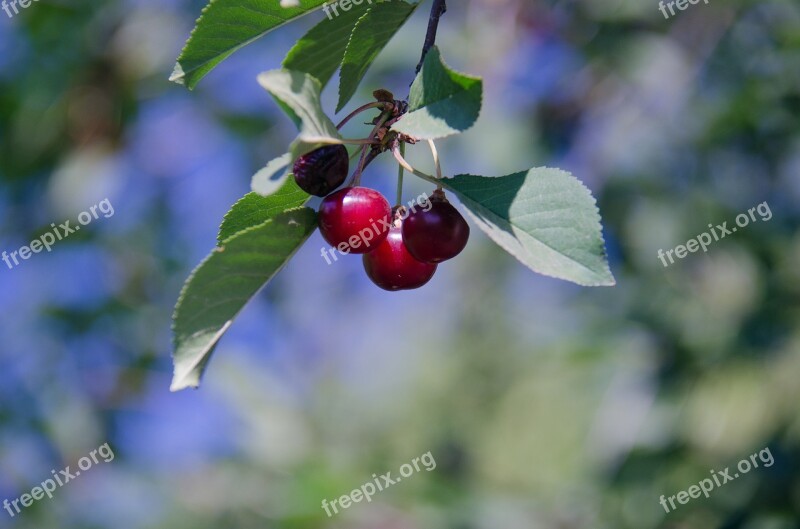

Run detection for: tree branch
[[415, 0, 447, 74]]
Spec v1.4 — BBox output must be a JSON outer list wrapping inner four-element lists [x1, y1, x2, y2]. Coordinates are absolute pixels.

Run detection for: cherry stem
[[428, 141, 441, 178], [396, 143, 405, 206], [392, 144, 438, 185], [428, 140, 444, 191], [351, 110, 392, 186], [384, 115, 404, 128], [336, 101, 389, 130], [352, 146, 370, 187], [340, 138, 381, 146], [361, 149, 379, 173], [416, 0, 447, 74]]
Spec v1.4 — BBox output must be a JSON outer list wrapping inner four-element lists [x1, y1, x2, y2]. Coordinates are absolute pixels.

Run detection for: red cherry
[[363, 220, 437, 291], [402, 192, 470, 263], [318, 187, 391, 255], [293, 145, 349, 197]]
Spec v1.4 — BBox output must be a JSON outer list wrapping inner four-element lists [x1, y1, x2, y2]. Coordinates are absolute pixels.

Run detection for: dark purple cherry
[[402, 191, 470, 263], [293, 145, 349, 197]]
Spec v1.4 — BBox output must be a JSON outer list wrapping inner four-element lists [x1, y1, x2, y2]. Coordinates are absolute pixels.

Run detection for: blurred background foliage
[[1, 0, 799, 527]]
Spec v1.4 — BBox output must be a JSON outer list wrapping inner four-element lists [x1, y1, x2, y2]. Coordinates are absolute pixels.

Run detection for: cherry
[[293, 145, 349, 197], [318, 187, 391, 254], [402, 190, 470, 263], [363, 212, 437, 291]]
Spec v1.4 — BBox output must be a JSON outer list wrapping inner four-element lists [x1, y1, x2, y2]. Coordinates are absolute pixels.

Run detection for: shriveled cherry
[[363, 214, 437, 291], [402, 190, 470, 263], [318, 187, 391, 254], [293, 145, 349, 197]]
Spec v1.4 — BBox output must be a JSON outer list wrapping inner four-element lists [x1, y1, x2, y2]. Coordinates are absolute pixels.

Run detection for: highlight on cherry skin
[[402, 189, 470, 264], [292, 144, 349, 197], [318, 186, 392, 254], [363, 210, 438, 291]]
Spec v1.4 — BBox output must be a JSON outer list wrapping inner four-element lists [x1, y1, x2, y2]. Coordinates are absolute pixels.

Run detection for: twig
[[415, 0, 447, 74]]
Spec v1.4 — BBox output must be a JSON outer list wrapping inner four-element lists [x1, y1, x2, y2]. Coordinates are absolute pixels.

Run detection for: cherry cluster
[[293, 145, 470, 291]]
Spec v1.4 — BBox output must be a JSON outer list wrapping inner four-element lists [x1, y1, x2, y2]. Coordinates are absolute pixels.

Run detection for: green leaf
[[392, 46, 483, 139], [171, 208, 318, 391], [337, 0, 418, 112], [250, 153, 293, 198], [218, 180, 310, 244], [171, 0, 330, 90], [439, 168, 615, 287], [256, 70, 343, 192], [282, 5, 366, 88], [258, 69, 340, 136]]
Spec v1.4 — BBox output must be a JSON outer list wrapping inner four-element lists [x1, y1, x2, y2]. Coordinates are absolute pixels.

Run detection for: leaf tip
[[579, 269, 616, 287], [169, 373, 200, 392], [169, 62, 186, 85]]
